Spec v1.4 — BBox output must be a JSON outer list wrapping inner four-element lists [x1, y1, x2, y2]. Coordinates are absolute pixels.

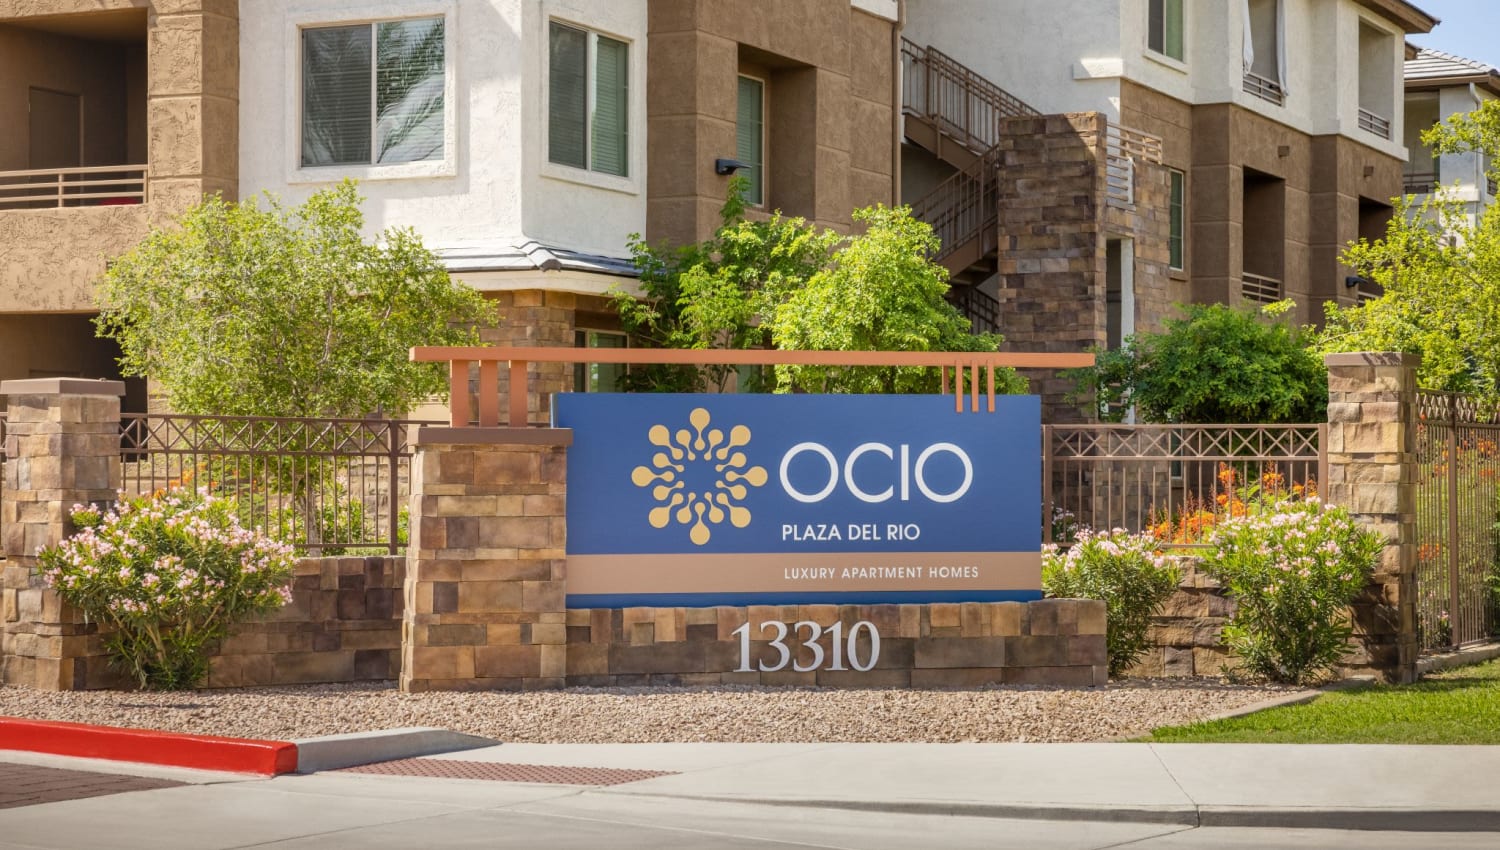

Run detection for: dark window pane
[[302, 25, 373, 166], [549, 23, 588, 169]]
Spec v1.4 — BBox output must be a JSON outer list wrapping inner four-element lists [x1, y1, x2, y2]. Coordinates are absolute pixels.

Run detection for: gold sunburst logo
[[630, 407, 768, 545]]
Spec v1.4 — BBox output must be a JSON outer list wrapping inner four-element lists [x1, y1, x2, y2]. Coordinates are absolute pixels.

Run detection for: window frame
[[541, 17, 638, 194], [1145, 0, 1186, 65], [736, 73, 768, 208], [573, 329, 629, 393], [286, 1, 457, 185], [1168, 167, 1185, 272]]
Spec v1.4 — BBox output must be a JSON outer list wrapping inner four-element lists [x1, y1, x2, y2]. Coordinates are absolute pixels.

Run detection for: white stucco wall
[[902, 0, 1123, 117], [904, 0, 1411, 158], [239, 0, 648, 262], [520, 0, 647, 259]]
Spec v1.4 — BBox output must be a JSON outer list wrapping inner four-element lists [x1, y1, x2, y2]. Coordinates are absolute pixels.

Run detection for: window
[[1242, 0, 1285, 105], [548, 22, 629, 177], [301, 17, 445, 167], [1147, 0, 1184, 62], [736, 75, 766, 205], [1168, 169, 1185, 270], [574, 331, 627, 392]]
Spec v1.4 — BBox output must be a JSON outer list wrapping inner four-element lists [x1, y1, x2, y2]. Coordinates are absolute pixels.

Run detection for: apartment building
[[0, 0, 237, 412], [1404, 46, 1500, 232], [0, 0, 898, 416], [902, 0, 1436, 336]]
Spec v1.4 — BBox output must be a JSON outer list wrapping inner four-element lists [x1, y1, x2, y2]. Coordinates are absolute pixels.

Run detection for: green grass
[[1141, 658, 1500, 744]]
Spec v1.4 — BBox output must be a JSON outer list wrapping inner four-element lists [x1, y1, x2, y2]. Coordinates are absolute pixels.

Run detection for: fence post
[[1323, 353, 1421, 684], [401, 426, 571, 692], [1, 379, 126, 690]]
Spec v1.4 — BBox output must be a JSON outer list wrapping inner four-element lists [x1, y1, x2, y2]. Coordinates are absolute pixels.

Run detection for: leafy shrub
[[1198, 498, 1383, 684], [1043, 529, 1181, 676], [1067, 302, 1327, 423], [39, 490, 296, 690]]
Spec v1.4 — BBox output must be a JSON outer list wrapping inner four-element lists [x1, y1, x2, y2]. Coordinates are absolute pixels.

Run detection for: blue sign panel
[[553, 393, 1040, 608]]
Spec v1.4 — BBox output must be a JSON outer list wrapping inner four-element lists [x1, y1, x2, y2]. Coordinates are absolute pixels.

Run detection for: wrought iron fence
[[1043, 424, 1326, 546], [1414, 391, 1500, 651], [118, 414, 434, 554]]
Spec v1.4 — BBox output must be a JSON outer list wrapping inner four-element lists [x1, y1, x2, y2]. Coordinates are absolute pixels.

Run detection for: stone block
[[425, 624, 486, 647], [609, 641, 705, 675], [929, 603, 960, 629], [474, 644, 540, 678], [1007, 635, 1068, 667], [913, 637, 1007, 669], [272, 651, 355, 685], [910, 667, 1006, 688], [457, 581, 522, 614], [1003, 665, 1104, 687]]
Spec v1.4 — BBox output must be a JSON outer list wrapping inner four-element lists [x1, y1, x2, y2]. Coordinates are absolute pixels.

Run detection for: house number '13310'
[[731, 620, 880, 673]]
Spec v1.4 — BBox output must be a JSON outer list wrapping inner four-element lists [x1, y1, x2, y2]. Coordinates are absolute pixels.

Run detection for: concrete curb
[[1416, 641, 1500, 676], [0, 716, 296, 775], [601, 791, 1500, 832], [1108, 677, 1378, 741], [291, 727, 498, 773]]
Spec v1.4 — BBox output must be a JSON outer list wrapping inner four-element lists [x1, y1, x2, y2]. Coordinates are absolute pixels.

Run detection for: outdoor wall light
[[1345, 275, 1372, 289], [715, 158, 752, 176]]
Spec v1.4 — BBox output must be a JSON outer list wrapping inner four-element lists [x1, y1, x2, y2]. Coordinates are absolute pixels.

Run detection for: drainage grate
[[338, 758, 677, 786]]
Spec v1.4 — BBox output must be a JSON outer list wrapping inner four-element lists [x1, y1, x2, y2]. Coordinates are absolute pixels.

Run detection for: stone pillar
[[1, 379, 126, 690], [1324, 353, 1420, 684], [400, 428, 570, 692]]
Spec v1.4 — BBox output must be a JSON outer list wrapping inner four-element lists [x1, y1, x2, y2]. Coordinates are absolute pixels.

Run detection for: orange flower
[[1217, 464, 1237, 486], [1216, 493, 1230, 507]]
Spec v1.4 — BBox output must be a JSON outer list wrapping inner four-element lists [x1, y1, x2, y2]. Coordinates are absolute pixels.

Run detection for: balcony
[[1242, 72, 1285, 106], [0, 166, 146, 211], [1241, 273, 1283, 304], [1403, 170, 1438, 195], [1359, 108, 1391, 140]]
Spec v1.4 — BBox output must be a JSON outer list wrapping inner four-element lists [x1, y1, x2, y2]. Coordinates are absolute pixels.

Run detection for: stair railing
[[902, 39, 1039, 157]]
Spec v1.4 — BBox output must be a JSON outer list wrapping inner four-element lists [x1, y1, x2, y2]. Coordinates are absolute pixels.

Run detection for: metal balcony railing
[[0, 165, 147, 211], [1242, 72, 1286, 106], [1242, 273, 1283, 304], [1105, 124, 1164, 208], [946, 285, 1001, 336], [1358, 108, 1391, 140], [1404, 170, 1439, 195], [901, 39, 1039, 156]]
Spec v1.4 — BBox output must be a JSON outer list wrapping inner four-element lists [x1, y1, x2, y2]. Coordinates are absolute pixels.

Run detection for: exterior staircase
[[901, 39, 1162, 336]]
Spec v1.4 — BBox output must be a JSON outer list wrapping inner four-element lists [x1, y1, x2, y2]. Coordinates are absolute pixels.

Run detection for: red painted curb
[[0, 717, 298, 775]]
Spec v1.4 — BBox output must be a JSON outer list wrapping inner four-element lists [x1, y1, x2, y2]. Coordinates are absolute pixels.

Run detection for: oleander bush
[[1043, 529, 1181, 676], [1198, 497, 1383, 685], [38, 490, 296, 690]]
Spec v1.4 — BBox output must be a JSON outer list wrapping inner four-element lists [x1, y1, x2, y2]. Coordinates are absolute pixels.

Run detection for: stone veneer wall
[[1128, 559, 1238, 679], [564, 600, 1108, 688], [207, 556, 404, 688], [989, 113, 1106, 423]]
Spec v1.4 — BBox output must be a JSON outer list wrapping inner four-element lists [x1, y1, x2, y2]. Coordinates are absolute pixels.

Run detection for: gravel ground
[[0, 680, 1301, 743]]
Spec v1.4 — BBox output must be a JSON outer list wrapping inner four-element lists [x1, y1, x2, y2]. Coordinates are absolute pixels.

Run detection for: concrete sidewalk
[[414, 741, 1500, 831], [3, 741, 1498, 849]]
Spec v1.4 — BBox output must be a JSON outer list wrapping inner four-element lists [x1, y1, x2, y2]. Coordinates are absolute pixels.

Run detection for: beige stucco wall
[[0, 23, 139, 172], [1118, 80, 1403, 328], [0, 0, 237, 315], [646, 0, 897, 247]]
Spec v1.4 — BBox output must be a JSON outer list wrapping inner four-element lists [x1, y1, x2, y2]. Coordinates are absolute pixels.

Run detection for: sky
[[1406, 0, 1500, 68]]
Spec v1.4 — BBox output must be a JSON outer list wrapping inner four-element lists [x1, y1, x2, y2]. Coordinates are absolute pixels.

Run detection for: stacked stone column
[[401, 428, 570, 691], [1324, 353, 1420, 684], [0, 380, 126, 690]]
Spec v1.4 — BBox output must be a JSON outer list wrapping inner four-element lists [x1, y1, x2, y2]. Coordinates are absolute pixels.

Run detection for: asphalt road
[[0, 766, 1496, 850]]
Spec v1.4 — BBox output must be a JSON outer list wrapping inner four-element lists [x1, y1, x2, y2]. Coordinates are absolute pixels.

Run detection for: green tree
[[768, 205, 1024, 395], [1315, 100, 1500, 399], [615, 181, 1023, 395], [96, 180, 493, 418], [1069, 302, 1327, 423], [612, 177, 839, 392]]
